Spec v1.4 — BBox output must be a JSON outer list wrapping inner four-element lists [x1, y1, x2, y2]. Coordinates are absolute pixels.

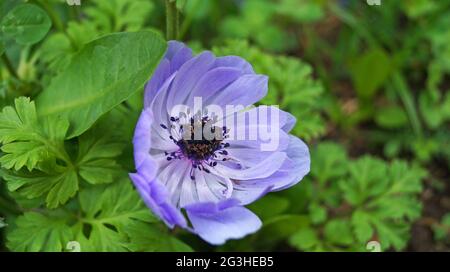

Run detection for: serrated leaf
[[125, 220, 192, 252], [324, 219, 354, 246], [75, 114, 127, 184], [0, 97, 69, 171], [36, 31, 167, 138], [311, 142, 348, 184], [7, 212, 73, 252], [351, 210, 373, 243], [85, 0, 154, 33], [340, 156, 389, 205], [1, 167, 78, 209], [289, 227, 319, 251], [73, 180, 153, 251]]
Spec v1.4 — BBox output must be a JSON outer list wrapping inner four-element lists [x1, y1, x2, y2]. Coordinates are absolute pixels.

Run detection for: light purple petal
[[133, 109, 153, 170], [166, 52, 216, 112], [187, 67, 243, 105], [206, 74, 268, 107], [215, 56, 255, 74], [129, 173, 186, 228], [185, 199, 262, 245], [213, 152, 287, 180], [144, 41, 193, 107]]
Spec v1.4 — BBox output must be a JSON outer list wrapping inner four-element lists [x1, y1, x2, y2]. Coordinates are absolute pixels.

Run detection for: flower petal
[[129, 173, 186, 228], [215, 56, 255, 74], [185, 199, 262, 245], [207, 74, 268, 107], [166, 51, 216, 112]]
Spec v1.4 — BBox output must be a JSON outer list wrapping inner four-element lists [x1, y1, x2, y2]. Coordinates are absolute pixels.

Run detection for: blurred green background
[[1, 0, 449, 251]]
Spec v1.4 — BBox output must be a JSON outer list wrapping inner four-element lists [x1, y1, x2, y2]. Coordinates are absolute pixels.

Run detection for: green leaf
[[309, 203, 327, 224], [248, 195, 290, 221], [36, 31, 166, 138], [7, 211, 73, 252], [375, 105, 408, 129], [1, 166, 79, 209], [311, 142, 348, 184], [76, 116, 126, 185], [351, 210, 374, 243], [324, 219, 354, 246], [256, 215, 310, 247], [72, 179, 153, 251], [276, 0, 325, 23], [0, 97, 69, 171], [125, 220, 193, 252], [0, 4, 52, 45], [340, 156, 389, 205], [85, 0, 155, 33], [289, 227, 319, 251], [349, 48, 391, 99], [6, 179, 185, 252], [433, 213, 450, 241]]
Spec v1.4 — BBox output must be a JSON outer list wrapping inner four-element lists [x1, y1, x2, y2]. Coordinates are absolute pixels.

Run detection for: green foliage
[[0, 97, 68, 171], [287, 143, 427, 252], [213, 40, 325, 141], [349, 48, 392, 100], [1, 0, 448, 253], [433, 213, 450, 242], [36, 31, 166, 138], [6, 180, 190, 252], [219, 0, 325, 52], [0, 4, 51, 45]]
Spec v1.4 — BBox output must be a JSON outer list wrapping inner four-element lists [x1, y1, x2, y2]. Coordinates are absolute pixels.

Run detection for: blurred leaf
[[248, 195, 290, 221], [351, 210, 374, 243], [375, 105, 408, 129], [349, 48, 391, 100], [289, 227, 319, 251], [324, 219, 354, 246], [0, 4, 52, 45], [276, 0, 325, 23], [257, 215, 310, 247], [311, 142, 348, 184], [85, 0, 154, 32], [433, 213, 450, 241]]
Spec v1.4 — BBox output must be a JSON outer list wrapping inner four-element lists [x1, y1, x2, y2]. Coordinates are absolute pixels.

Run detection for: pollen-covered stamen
[[161, 114, 232, 180]]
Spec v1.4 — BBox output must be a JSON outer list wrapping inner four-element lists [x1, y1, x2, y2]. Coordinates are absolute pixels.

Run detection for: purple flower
[[130, 41, 310, 245]]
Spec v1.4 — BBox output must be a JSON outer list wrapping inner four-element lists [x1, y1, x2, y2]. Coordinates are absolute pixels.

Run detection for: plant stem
[[37, 0, 78, 50], [392, 72, 423, 138], [165, 0, 179, 40], [1, 53, 19, 80]]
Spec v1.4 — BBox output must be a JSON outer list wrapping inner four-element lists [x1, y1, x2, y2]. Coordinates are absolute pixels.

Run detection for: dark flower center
[[160, 114, 231, 180]]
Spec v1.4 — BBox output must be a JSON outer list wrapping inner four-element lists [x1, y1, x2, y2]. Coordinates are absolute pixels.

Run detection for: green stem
[[37, 0, 78, 50], [392, 72, 423, 138], [165, 0, 179, 40], [1, 54, 19, 80]]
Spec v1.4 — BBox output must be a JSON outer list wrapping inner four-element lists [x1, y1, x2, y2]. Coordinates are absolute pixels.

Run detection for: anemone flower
[[129, 41, 310, 245]]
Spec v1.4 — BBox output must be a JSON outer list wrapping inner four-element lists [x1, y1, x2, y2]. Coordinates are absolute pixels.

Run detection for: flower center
[[160, 114, 231, 180]]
